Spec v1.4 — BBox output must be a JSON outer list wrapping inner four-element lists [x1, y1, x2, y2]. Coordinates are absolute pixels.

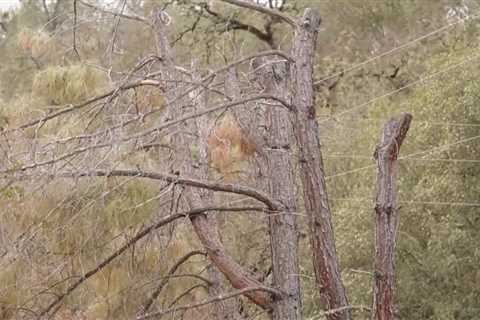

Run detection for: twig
[[72, 0, 81, 60], [37, 206, 266, 318], [308, 305, 371, 319], [11, 50, 290, 132], [137, 286, 282, 320], [78, 0, 148, 24], [2, 94, 292, 175], [167, 284, 208, 308], [220, 0, 296, 27], [141, 250, 207, 313], [58, 170, 279, 210], [13, 79, 160, 131]]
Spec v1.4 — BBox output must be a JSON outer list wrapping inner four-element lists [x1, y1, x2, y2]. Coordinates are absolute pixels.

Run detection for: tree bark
[[262, 59, 303, 320], [291, 9, 351, 320], [372, 113, 412, 320], [228, 59, 303, 319]]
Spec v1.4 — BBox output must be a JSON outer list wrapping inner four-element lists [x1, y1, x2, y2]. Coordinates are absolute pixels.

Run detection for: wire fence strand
[[315, 11, 480, 84]]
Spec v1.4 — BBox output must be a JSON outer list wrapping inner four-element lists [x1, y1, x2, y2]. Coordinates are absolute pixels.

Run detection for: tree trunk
[[227, 57, 303, 319], [291, 9, 351, 320], [372, 113, 412, 320], [263, 59, 302, 320]]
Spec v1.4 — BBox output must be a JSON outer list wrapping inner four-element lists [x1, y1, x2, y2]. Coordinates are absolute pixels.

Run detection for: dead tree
[[148, 7, 271, 316], [373, 113, 412, 320]]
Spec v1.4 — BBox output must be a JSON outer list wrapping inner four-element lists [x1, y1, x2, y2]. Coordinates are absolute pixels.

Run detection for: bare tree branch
[[130, 93, 292, 139], [2, 94, 292, 176], [0, 21, 7, 33], [11, 50, 290, 132], [137, 286, 282, 320], [167, 284, 209, 308], [41, 0, 50, 20], [37, 206, 266, 318], [57, 169, 280, 210], [78, 0, 148, 24], [141, 250, 207, 313], [220, 0, 296, 27], [13, 79, 160, 131], [198, 2, 274, 46]]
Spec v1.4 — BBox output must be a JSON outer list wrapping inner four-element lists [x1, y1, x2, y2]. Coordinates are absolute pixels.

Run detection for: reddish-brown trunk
[[372, 113, 412, 320], [291, 9, 350, 320]]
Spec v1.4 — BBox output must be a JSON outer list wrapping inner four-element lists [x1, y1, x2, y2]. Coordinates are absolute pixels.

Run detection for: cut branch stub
[[374, 113, 413, 162], [372, 113, 412, 320]]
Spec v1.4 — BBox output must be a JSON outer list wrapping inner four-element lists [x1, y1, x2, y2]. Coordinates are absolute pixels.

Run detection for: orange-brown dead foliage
[[207, 115, 257, 177]]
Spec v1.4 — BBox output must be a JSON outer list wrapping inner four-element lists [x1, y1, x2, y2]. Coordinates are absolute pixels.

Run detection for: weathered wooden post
[[372, 113, 412, 320]]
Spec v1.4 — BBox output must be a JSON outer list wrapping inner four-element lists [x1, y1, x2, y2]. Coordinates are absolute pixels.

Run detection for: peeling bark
[[372, 113, 412, 320]]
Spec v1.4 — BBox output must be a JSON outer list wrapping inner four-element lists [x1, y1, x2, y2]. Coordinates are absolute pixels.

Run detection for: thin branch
[[131, 93, 293, 140], [307, 305, 371, 320], [199, 2, 274, 45], [164, 273, 213, 286], [167, 284, 208, 308], [41, 0, 62, 31], [137, 286, 282, 320], [12, 79, 160, 131], [42, 0, 51, 19], [37, 206, 266, 318], [72, 0, 81, 60], [11, 50, 290, 132], [220, 0, 296, 27], [141, 250, 207, 313], [78, 0, 148, 24], [172, 10, 202, 44], [58, 170, 279, 210], [2, 94, 291, 175]]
